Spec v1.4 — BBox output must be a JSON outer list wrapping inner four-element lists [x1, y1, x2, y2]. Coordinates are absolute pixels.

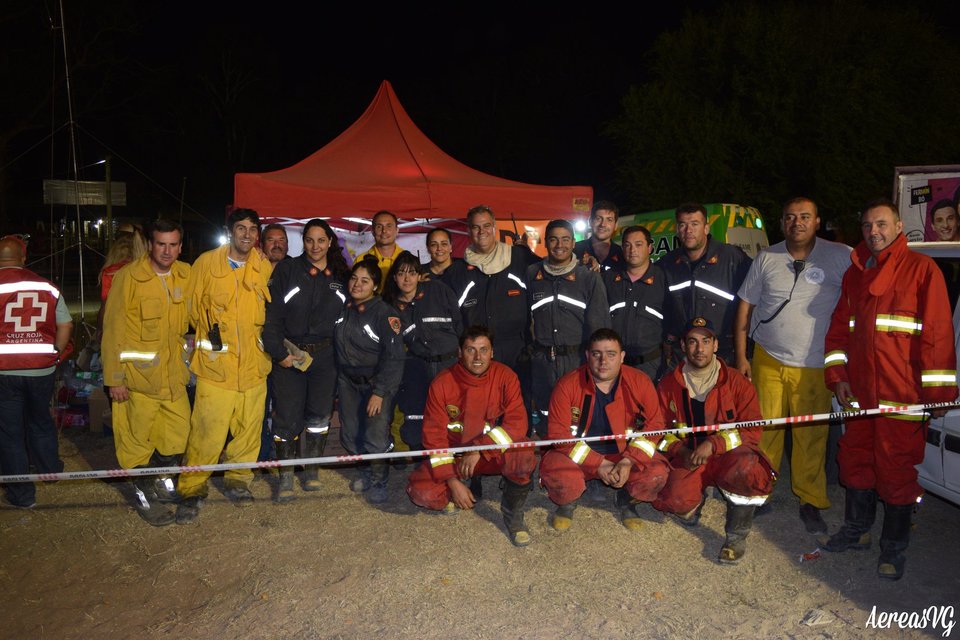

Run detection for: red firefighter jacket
[[422, 361, 528, 482], [824, 234, 957, 414], [547, 364, 664, 472]]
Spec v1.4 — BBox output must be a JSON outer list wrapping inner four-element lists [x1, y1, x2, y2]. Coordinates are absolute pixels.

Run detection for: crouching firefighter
[[406, 326, 537, 546], [653, 317, 775, 564], [539, 328, 670, 532]]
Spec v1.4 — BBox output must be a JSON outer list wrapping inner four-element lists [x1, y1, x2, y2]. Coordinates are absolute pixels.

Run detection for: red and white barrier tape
[[0, 400, 953, 484]]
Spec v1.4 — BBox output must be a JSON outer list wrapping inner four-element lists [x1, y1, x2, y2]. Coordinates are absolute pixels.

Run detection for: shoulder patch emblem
[[707, 255, 718, 265], [446, 404, 460, 419], [669, 399, 676, 414], [416, 291, 425, 300], [507, 289, 521, 297], [388, 317, 401, 334], [614, 275, 622, 282], [566, 272, 576, 281], [309, 267, 319, 276], [643, 276, 654, 285], [324, 268, 331, 277], [571, 406, 581, 422], [467, 265, 475, 271], [535, 271, 543, 280], [611, 255, 620, 262]]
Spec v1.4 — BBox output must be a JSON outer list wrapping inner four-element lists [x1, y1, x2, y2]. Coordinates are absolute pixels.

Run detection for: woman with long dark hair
[[334, 257, 405, 503], [383, 252, 462, 450], [263, 219, 350, 502]]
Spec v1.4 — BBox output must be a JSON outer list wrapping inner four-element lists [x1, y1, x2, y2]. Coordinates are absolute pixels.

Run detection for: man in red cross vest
[[0, 236, 73, 508]]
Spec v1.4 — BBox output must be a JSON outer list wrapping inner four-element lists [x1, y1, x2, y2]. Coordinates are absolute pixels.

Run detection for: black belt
[[533, 343, 579, 361], [344, 372, 371, 385], [297, 339, 332, 353], [625, 347, 662, 365], [419, 351, 458, 363]]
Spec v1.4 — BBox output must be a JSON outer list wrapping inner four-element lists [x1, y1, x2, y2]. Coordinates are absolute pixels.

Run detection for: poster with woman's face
[[923, 177, 960, 242]]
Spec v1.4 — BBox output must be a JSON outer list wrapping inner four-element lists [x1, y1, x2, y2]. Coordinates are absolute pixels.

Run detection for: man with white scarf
[[445, 206, 539, 376]]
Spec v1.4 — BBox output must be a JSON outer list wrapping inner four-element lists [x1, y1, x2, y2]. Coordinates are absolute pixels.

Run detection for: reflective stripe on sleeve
[[824, 350, 847, 367], [721, 430, 742, 451], [335, 290, 346, 304], [668, 280, 691, 292], [446, 422, 463, 433], [921, 370, 957, 387], [486, 426, 513, 451], [430, 454, 455, 468], [403, 323, 417, 336], [362, 324, 380, 343], [569, 441, 591, 465], [421, 317, 452, 323], [629, 437, 656, 458], [657, 433, 680, 452], [609, 301, 626, 313], [283, 286, 301, 303]]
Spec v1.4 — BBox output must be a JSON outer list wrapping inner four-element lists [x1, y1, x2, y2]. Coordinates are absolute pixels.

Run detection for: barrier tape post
[[1, 401, 956, 484]]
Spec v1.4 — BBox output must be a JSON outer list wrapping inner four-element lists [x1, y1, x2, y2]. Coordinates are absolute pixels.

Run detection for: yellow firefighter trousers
[[177, 379, 266, 498], [753, 345, 831, 509], [112, 391, 191, 469]]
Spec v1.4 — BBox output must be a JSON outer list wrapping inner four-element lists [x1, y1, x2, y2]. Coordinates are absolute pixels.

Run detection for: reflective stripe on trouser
[[406, 450, 537, 510], [177, 379, 267, 498], [837, 414, 926, 505], [539, 449, 670, 506], [652, 446, 773, 515], [752, 344, 831, 509], [112, 390, 190, 469]]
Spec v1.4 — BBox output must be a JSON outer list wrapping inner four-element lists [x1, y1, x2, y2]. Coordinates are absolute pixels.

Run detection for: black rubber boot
[[367, 461, 390, 504], [719, 504, 756, 565], [877, 502, 913, 581], [821, 488, 877, 552], [500, 478, 533, 547], [149, 452, 182, 504], [274, 438, 297, 504], [301, 427, 327, 492], [131, 473, 175, 527], [470, 476, 483, 499]]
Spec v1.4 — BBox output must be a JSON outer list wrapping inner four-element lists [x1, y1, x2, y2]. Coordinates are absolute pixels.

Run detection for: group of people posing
[[1, 196, 953, 579]]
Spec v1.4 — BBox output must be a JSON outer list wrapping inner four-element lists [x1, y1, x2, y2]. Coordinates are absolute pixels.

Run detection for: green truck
[[614, 203, 769, 259]]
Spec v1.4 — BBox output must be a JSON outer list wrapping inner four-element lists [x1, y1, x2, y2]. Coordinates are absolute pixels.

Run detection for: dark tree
[[605, 1, 960, 228]]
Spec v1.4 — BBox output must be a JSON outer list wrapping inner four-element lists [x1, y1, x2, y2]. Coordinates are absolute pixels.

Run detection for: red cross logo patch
[[6, 292, 47, 332]]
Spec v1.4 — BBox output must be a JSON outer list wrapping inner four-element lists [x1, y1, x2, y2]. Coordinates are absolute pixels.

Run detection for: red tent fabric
[[233, 81, 592, 224]]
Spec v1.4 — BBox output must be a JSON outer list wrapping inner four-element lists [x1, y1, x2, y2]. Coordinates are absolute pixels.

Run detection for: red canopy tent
[[233, 81, 593, 231]]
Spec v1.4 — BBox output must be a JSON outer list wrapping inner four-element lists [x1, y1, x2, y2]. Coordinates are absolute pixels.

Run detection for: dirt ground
[[1, 425, 958, 640]]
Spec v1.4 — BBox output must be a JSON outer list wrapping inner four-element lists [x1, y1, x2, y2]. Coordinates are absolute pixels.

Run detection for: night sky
[[3, 1, 959, 237]]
